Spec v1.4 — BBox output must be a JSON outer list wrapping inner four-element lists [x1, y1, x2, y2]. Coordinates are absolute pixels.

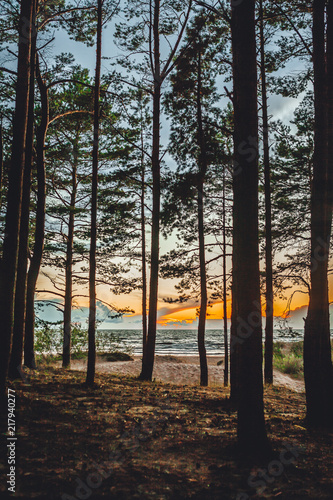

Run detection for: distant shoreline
[[96, 328, 320, 331]]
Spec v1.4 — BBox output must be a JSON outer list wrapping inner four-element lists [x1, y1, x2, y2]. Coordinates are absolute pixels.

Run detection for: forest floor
[[0, 365, 332, 499]]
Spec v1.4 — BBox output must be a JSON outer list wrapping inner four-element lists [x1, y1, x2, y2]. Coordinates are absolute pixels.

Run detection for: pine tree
[[24, 53, 49, 369], [230, 0, 270, 456], [0, 0, 35, 398], [304, 0, 333, 428], [162, 12, 231, 385], [86, 0, 103, 387], [115, 0, 193, 381], [8, 3, 37, 379]]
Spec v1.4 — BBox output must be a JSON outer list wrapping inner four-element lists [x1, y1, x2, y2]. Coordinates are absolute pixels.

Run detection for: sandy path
[[68, 355, 305, 393]]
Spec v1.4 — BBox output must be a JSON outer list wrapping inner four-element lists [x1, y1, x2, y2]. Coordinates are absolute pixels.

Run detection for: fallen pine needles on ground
[[0, 367, 332, 499]]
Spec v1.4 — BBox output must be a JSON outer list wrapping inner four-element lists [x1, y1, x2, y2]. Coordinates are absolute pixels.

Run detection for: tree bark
[[230, 277, 241, 403], [327, 0, 333, 234], [259, 0, 274, 386], [304, 0, 333, 428], [141, 142, 147, 362], [0, 0, 34, 398], [62, 136, 78, 368], [24, 54, 48, 369], [197, 176, 208, 386], [139, 0, 161, 381], [8, 23, 36, 380], [223, 168, 228, 387], [86, 0, 102, 386], [230, 0, 270, 456], [0, 119, 3, 204], [196, 42, 208, 387]]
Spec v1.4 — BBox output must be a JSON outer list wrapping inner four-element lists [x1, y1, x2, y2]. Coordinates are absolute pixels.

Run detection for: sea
[[97, 328, 333, 356]]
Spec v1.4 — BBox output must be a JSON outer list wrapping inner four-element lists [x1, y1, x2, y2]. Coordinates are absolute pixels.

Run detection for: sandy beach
[[68, 354, 305, 393]]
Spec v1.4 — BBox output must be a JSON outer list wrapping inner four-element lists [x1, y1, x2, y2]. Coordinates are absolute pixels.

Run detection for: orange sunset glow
[[156, 296, 309, 326], [37, 269, 333, 328], [157, 301, 231, 326]]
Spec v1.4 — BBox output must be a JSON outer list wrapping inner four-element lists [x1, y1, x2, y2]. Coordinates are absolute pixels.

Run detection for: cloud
[[276, 304, 333, 329], [157, 319, 196, 328], [34, 299, 333, 331], [157, 307, 175, 319]]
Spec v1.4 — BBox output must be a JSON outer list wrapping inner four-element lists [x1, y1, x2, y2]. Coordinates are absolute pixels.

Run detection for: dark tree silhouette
[[0, 0, 35, 398], [259, 0, 274, 386], [86, 0, 103, 387], [304, 0, 333, 428], [137, 0, 192, 381], [8, 11, 37, 380], [138, 0, 162, 381], [24, 54, 48, 369], [196, 40, 209, 387], [62, 137, 79, 368], [222, 167, 228, 387], [230, 0, 270, 456]]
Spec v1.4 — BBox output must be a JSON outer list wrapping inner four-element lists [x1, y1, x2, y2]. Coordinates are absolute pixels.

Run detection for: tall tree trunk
[[139, 0, 161, 381], [230, 0, 269, 456], [230, 287, 240, 402], [24, 54, 48, 369], [222, 168, 228, 387], [327, 0, 333, 234], [62, 137, 78, 368], [197, 176, 208, 386], [196, 42, 208, 387], [141, 146, 147, 361], [86, 0, 102, 387], [9, 24, 36, 380], [0, 118, 3, 205], [304, 0, 333, 428], [139, 92, 148, 361], [0, 0, 34, 398], [259, 0, 274, 386]]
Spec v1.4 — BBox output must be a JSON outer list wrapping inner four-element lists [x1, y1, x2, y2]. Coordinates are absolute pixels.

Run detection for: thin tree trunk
[[230, 281, 241, 402], [0, 0, 34, 398], [327, 0, 333, 234], [24, 54, 48, 369], [139, 0, 161, 381], [259, 0, 274, 386], [327, 1, 333, 242], [223, 168, 228, 387], [62, 136, 78, 368], [8, 25, 36, 380], [196, 42, 208, 387], [197, 177, 208, 386], [304, 0, 333, 428], [141, 141, 147, 362], [230, 0, 269, 456], [86, 0, 102, 387], [0, 118, 3, 204]]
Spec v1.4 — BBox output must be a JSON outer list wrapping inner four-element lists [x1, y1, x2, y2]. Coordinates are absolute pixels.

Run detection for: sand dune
[[68, 354, 305, 393]]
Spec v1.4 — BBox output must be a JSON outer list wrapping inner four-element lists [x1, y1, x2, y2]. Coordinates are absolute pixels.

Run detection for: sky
[[31, 6, 332, 332], [37, 261, 333, 330], [36, 293, 333, 331]]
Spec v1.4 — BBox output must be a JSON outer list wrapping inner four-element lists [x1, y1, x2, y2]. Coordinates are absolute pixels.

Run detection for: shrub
[[101, 352, 133, 362], [35, 325, 61, 356], [71, 324, 88, 357], [274, 354, 303, 377], [273, 341, 284, 359], [34, 322, 133, 359], [290, 341, 303, 358]]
